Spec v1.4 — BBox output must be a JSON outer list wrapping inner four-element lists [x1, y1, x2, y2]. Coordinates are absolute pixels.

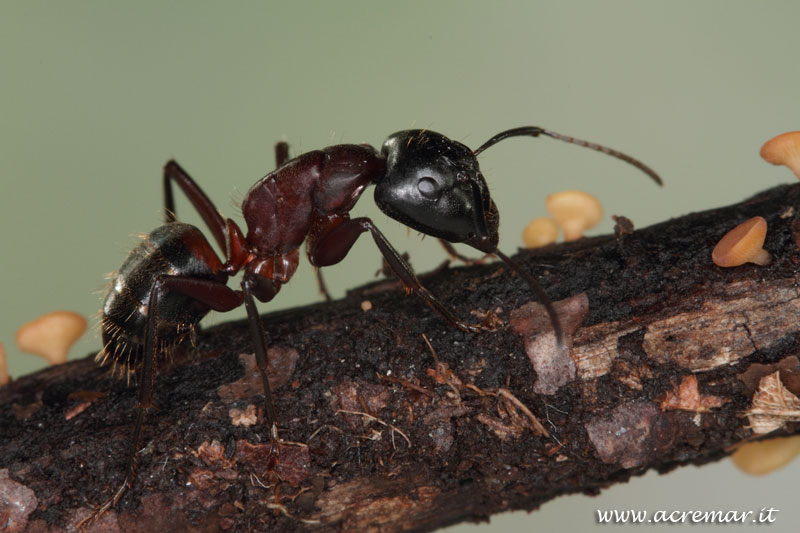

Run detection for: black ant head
[[374, 130, 499, 254]]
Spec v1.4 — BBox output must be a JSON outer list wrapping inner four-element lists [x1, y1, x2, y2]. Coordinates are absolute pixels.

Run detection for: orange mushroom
[[760, 131, 800, 179], [711, 216, 771, 267], [0, 342, 9, 386], [522, 217, 558, 248], [731, 436, 800, 476], [546, 190, 603, 242], [15, 310, 87, 365]]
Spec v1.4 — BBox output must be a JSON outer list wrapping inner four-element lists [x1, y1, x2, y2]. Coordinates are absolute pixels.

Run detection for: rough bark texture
[[2, 184, 800, 532]]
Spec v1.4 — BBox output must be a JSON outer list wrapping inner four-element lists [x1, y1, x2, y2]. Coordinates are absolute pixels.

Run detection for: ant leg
[[308, 216, 489, 333], [241, 276, 279, 450], [438, 239, 490, 266], [162, 161, 227, 253], [314, 268, 333, 301], [79, 276, 242, 529], [78, 281, 163, 529], [275, 141, 290, 167], [494, 249, 565, 350], [78, 401, 148, 529]]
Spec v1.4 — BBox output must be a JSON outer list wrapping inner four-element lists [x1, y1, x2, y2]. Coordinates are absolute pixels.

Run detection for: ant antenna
[[494, 249, 566, 353], [473, 126, 663, 186]]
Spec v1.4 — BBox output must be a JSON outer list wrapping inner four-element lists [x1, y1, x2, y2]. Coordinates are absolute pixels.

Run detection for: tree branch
[[2, 184, 800, 532]]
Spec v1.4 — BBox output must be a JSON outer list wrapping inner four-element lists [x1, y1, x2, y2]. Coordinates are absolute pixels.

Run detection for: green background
[[1, 1, 798, 531]]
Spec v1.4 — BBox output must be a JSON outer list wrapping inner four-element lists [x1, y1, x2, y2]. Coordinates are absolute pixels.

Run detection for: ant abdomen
[[98, 222, 227, 379]]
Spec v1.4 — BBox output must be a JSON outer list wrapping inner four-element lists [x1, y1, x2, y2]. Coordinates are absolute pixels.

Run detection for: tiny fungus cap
[[731, 436, 800, 476], [711, 216, 771, 267], [15, 310, 87, 365], [546, 190, 603, 242], [0, 342, 8, 386], [522, 217, 558, 248], [760, 131, 800, 179]]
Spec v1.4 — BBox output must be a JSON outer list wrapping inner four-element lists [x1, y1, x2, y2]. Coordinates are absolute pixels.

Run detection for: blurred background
[[2, 1, 799, 531]]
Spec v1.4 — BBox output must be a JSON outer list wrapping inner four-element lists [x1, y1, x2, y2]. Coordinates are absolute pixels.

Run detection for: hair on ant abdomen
[[98, 223, 227, 380]]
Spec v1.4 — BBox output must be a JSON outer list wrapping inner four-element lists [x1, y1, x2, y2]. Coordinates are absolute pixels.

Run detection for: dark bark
[[2, 184, 800, 532]]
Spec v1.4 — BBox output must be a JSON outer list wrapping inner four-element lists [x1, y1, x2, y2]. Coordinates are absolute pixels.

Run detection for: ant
[[79, 126, 661, 527]]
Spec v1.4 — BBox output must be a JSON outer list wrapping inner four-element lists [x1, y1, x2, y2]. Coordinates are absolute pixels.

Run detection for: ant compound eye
[[417, 177, 440, 200]]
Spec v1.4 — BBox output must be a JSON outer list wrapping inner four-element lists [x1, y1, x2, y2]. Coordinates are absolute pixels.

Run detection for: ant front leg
[[438, 239, 491, 266], [79, 275, 242, 529], [308, 215, 490, 333]]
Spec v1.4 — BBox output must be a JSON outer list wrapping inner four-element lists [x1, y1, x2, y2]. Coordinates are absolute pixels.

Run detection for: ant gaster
[[81, 126, 661, 525]]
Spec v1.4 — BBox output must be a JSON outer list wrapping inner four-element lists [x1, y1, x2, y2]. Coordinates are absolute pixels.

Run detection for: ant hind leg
[[275, 141, 290, 167], [78, 276, 243, 530], [241, 276, 280, 453], [162, 161, 228, 253]]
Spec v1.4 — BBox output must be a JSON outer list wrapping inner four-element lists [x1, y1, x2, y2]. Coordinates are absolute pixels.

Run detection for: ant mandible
[[81, 126, 661, 525]]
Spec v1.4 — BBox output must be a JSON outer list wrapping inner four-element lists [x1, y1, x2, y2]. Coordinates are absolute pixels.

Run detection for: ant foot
[[75, 499, 114, 532], [267, 422, 281, 457], [454, 308, 506, 333], [453, 320, 496, 334]]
